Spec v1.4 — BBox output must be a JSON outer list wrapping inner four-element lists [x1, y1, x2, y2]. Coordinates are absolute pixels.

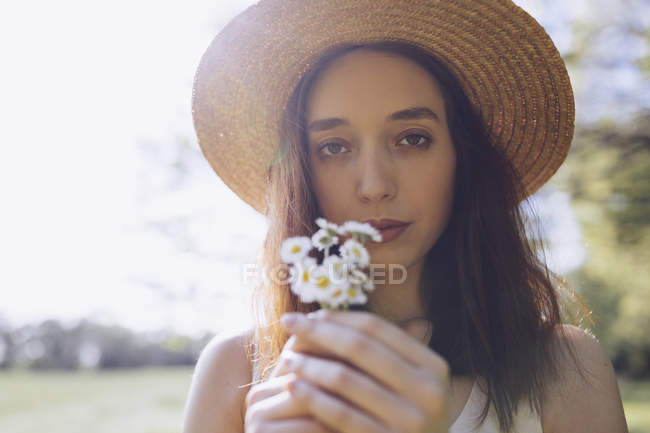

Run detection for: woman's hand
[[244, 334, 337, 433], [275, 309, 451, 433]]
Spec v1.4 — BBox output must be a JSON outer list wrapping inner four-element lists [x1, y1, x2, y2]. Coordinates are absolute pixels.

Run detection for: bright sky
[[0, 0, 265, 337], [3, 0, 638, 337]]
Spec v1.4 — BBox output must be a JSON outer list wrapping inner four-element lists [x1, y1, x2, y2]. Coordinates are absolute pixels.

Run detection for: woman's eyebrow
[[307, 106, 440, 133], [389, 106, 440, 122]]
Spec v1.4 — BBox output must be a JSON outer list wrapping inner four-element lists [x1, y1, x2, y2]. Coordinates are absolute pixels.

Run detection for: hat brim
[[192, 0, 574, 214]]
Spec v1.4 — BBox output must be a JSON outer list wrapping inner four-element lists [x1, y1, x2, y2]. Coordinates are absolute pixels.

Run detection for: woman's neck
[[366, 253, 429, 327], [398, 316, 433, 345]]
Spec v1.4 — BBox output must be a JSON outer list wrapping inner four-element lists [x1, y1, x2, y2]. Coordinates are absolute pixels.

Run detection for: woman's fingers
[[283, 313, 445, 399], [281, 311, 450, 423], [309, 309, 448, 374], [270, 334, 360, 380], [260, 418, 336, 433], [245, 375, 303, 422], [245, 375, 336, 432], [287, 378, 393, 433], [245, 388, 297, 428], [284, 350, 425, 433], [267, 335, 311, 380], [245, 372, 295, 409], [267, 335, 303, 379]]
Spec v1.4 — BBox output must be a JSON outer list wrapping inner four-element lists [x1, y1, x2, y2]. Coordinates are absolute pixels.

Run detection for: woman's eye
[[318, 133, 431, 157], [397, 133, 432, 149], [319, 142, 349, 156]]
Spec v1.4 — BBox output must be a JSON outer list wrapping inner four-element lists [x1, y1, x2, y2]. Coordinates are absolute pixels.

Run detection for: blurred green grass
[[0, 368, 647, 433], [0, 367, 194, 433], [618, 376, 650, 433]]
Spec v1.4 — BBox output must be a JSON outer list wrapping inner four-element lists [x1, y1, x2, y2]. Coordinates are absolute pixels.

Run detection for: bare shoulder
[[181, 326, 255, 433], [541, 324, 629, 433]]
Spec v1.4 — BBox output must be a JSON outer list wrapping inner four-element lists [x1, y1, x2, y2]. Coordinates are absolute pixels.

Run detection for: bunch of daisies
[[279, 218, 381, 309]]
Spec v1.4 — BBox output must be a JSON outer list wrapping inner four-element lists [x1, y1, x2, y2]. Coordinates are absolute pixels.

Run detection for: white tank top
[[450, 380, 543, 433]]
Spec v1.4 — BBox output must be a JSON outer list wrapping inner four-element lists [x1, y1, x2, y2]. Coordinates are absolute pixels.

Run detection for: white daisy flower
[[341, 221, 382, 242], [311, 228, 339, 252], [344, 285, 368, 305], [309, 264, 350, 303], [322, 254, 350, 284], [349, 267, 375, 292], [290, 257, 317, 288], [289, 257, 318, 302], [281, 217, 382, 310], [280, 236, 313, 264], [335, 224, 349, 236], [315, 217, 341, 237], [324, 284, 367, 309], [340, 238, 370, 267], [323, 286, 349, 309]]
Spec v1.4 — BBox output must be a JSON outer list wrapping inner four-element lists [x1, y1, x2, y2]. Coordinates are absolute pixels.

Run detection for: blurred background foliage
[[546, 0, 650, 379], [557, 111, 650, 377]]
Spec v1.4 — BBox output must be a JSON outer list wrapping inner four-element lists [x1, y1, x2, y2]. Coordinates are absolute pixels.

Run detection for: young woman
[[183, 1, 629, 432]]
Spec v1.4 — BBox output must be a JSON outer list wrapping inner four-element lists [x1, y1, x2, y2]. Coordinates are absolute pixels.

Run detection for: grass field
[[0, 367, 194, 433], [0, 368, 648, 433], [619, 376, 650, 433]]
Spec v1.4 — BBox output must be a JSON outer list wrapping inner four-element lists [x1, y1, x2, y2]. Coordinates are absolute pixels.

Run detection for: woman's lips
[[371, 222, 411, 244], [363, 218, 410, 230]]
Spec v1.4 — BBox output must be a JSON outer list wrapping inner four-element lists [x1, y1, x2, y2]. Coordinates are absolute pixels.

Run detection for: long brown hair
[[246, 41, 594, 433]]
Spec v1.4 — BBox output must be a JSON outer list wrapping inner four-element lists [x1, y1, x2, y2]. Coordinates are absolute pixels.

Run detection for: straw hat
[[192, 0, 575, 215]]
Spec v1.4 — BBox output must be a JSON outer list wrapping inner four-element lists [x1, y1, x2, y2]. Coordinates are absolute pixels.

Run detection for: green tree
[[554, 111, 650, 377]]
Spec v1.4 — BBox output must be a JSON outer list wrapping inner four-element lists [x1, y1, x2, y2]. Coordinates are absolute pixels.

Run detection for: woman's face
[[306, 48, 457, 270]]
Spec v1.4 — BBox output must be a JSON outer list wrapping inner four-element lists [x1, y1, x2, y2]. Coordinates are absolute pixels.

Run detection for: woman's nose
[[356, 148, 397, 203]]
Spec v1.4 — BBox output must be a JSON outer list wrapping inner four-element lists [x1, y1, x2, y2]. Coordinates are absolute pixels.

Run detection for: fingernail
[[287, 377, 303, 393]]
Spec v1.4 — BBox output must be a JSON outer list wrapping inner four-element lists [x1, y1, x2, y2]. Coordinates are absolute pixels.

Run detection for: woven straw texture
[[192, 0, 575, 214]]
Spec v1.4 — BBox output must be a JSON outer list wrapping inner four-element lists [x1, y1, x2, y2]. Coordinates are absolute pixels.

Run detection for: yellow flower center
[[353, 247, 360, 257], [291, 245, 301, 253], [316, 276, 330, 289], [332, 289, 342, 298], [347, 288, 357, 297], [302, 271, 310, 283]]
